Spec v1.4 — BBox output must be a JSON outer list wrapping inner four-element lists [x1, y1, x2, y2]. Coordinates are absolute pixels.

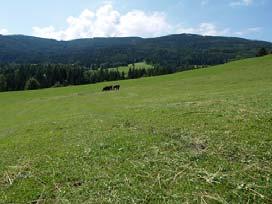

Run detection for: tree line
[[0, 63, 187, 92], [256, 47, 271, 57]]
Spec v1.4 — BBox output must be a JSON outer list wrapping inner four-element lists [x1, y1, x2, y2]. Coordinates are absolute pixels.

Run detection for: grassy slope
[[0, 56, 272, 203]]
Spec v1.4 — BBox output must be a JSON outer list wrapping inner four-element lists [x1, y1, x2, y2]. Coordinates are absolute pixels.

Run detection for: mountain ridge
[[2, 33, 271, 43], [1, 33, 272, 67]]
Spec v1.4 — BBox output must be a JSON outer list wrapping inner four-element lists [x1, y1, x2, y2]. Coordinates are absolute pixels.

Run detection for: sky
[[0, 0, 271, 41]]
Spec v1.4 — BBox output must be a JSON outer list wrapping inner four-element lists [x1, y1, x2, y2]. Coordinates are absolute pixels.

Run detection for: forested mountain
[[0, 34, 271, 68]]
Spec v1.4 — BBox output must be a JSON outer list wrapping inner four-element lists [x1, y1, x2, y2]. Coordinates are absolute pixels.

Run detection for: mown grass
[[108, 62, 154, 75], [0, 56, 272, 203]]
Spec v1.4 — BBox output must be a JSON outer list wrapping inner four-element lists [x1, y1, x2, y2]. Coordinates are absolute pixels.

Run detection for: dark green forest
[[1, 34, 272, 67], [0, 64, 176, 91]]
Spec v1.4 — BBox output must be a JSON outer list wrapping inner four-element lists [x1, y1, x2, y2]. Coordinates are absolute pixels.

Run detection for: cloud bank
[[33, 4, 171, 40], [234, 27, 262, 36], [32, 4, 229, 41], [0, 28, 9, 35], [32, 3, 260, 41], [176, 23, 230, 36]]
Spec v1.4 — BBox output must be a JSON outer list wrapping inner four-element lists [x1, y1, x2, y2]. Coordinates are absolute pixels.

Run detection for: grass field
[[108, 62, 154, 75], [0, 56, 272, 203]]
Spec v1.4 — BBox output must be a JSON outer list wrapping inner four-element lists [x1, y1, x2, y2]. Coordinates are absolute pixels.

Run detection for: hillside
[[0, 56, 272, 203], [0, 34, 272, 67]]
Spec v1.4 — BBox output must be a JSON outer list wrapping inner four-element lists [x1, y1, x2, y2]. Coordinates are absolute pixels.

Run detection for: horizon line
[[1, 33, 271, 43]]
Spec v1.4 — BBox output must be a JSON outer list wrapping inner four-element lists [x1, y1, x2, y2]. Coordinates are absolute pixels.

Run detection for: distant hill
[[0, 34, 271, 68]]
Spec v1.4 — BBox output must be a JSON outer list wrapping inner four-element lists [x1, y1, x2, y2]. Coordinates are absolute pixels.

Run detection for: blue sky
[[0, 0, 271, 41]]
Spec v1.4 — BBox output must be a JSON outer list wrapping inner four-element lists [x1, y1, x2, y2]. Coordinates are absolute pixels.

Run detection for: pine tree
[[0, 74, 7, 91]]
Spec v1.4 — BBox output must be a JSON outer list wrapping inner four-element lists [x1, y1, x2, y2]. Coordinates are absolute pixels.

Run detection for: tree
[[256, 48, 268, 57], [0, 74, 7, 91], [121, 71, 125, 80], [24, 77, 41, 90]]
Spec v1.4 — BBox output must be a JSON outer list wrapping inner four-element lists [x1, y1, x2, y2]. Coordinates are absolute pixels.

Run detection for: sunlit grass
[[0, 56, 272, 203]]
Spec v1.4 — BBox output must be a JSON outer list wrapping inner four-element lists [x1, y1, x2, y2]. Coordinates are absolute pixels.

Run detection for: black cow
[[102, 85, 113, 91], [113, 85, 120, 91]]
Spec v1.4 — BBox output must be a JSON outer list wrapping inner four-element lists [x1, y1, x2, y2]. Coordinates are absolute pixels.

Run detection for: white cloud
[[33, 4, 171, 40], [0, 28, 9, 35], [117, 11, 170, 37], [234, 27, 262, 36], [176, 23, 230, 36], [230, 0, 253, 6]]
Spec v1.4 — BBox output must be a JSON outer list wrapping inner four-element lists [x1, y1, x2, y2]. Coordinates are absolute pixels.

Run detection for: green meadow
[[0, 56, 272, 203], [108, 62, 154, 75]]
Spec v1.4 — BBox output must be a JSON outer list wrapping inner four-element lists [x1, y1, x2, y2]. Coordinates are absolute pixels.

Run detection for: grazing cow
[[113, 85, 120, 91], [102, 85, 113, 91]]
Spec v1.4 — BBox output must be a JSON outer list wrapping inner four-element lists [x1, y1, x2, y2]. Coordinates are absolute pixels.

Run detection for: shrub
[[24, 77, 41, 90], [256, 48, 268, 57]]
